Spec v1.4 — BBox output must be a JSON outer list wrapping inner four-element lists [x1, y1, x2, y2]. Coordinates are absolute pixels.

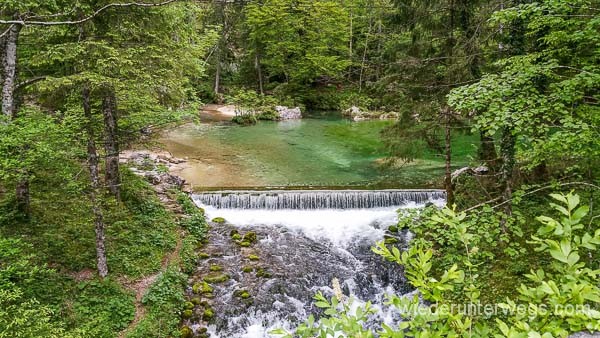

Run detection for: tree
[[448, 0, 600, 205], [2, 0, 216, 276], [244, 0, 351, 87]]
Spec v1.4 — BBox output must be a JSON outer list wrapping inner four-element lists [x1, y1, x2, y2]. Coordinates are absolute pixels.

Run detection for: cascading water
[[194, 189, 445, 210], [186, 190, 445, 338]]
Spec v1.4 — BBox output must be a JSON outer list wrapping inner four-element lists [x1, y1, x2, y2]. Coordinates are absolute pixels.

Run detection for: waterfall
[[193, 189, 445, 210]]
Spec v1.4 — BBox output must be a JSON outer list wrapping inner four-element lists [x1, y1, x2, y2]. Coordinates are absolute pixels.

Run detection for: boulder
[[275, 106, 302, 120], [343, 105, 365, 117]]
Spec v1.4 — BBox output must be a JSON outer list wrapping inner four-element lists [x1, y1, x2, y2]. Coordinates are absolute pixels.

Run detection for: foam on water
[[202, 206, 400, 247], [189, 191, 444, 337]]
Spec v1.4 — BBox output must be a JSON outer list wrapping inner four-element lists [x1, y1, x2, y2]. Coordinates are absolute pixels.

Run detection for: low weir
[[193, 189, 446, 210]]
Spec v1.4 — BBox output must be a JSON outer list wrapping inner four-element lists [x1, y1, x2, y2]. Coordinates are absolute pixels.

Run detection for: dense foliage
[[1, 0, 598, 336]]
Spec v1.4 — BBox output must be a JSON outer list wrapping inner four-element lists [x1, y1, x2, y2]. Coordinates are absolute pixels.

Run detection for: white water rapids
[[189, 190, 445, 337]]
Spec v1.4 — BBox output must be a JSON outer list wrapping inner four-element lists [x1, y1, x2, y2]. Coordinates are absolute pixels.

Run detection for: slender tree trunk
[[214, 50, 221, 97], [358, 18, 373, 93], [0, 34, 6, 88], [2, 23, 20, 118], [15, 178, 30, 216], [500, 126, 515, 216], [83, 85, 108, 278], [102, 87, 120, 201], [255, 52, 264, 95], [2, 23, 31, 216], [444, 109, 454, 206], [479, 131, 497, 169]]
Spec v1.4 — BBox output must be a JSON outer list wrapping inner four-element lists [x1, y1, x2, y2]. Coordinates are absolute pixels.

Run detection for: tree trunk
[[83, 85, 108, 278], [2, 24, 30, 216], [500, 126, 516, 216], [255, 52, 264, 95], [358, 18, 373, 93], [444, 109, 454, 206], [15, 178, 30, 216], [2, 23, 21, 118], [214, 52, 221, 97], [102, 87, 120, 201], [479, 131, 497, 169]]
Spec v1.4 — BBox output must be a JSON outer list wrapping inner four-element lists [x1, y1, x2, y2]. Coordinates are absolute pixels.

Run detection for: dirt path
[[117, 228, 184, 338]]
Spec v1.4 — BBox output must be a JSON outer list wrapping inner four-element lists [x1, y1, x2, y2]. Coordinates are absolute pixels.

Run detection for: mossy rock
[[230, 229, 239, 237], [191, 297, 202, 305], [209, 264, 223, 272], [198, 252, 210, 259], [242, 232, 257, 243], [231, 233, 242, 241], [248, 254, 259, 261], [198, 207, 205, 215], [184, 301, 195, 310], [204, 272, 230, 284], [180, 326, 193, 338], [240, 241, 252, 247], [192, 282, 201, 294], [384, 237, 399, 244], [255, 267, 272, 278], [193, 281, 214, 294], [388, 225, 398, 233], [203, 308, 215, 320], [181, 309, 193, 319], [200, 300, 210, 307], [202, 281, 214, 293], [242, 265, 253, 273], [233, 289, 251, 299], [197, 327, 209, 338], [212, 217, 226, 223], [203, 292, 215, 299]]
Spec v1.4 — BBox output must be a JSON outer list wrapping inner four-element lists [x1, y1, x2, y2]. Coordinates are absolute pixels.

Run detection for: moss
[[211, 217, 225, 223], [234, 289, 251, 299], [242, 232, 257, 243], [180, 326, 193, 338], [242, 265, 253, 273], [202, 282, 214, 293], [384, 237, 399, 244], [231, 233, 242, 241], [198, 207, 205, 215], [388, 225, 398, 233], [209, 264, 223, 272], [239, 241, 252, 247], [203, 292, 215, 299], [181, 309, 193, 319], [193, 281, 214, 294], [255, 267, 272, 278], [200, 300, 210, 307], [198, 252, 210, 259], [192, 283, 201, 294], [202, 308, 215, 320], [203, 272, 229, 284], [230, 229, 239, 237], [191, 297, 202, 305], [248, 254, 259, 261], [198, 327, 208, 334], [184, 301, 195, 310]]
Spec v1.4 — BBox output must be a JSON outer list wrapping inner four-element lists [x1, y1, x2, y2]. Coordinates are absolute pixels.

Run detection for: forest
[[0, 0, 599, 337]]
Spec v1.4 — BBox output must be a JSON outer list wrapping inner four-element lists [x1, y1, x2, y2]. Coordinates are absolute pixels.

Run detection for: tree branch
[[0, 0, 180, 26], [16, 76, 46, 90], [463, 181, 600, 213]]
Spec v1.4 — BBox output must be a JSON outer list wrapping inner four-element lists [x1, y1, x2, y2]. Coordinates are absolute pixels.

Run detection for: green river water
[[161, 112, 476, 189]]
